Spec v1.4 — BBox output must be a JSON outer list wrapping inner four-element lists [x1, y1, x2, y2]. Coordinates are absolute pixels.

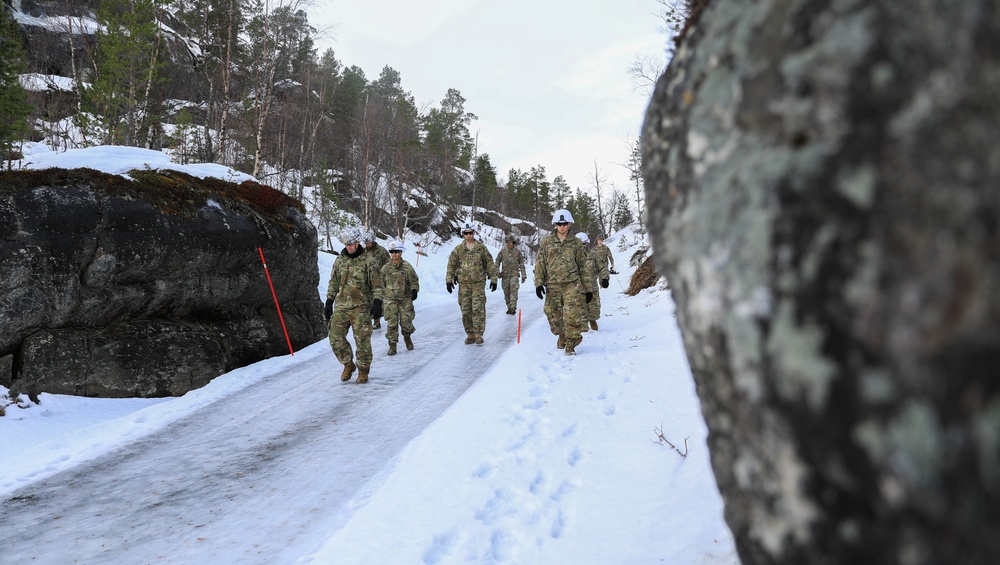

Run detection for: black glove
[[601, 279, 609, 289], [536, 286, 545, 299], [446, 281, 454, 294], [324, 298, 334, 321], [585, 292, 593, 304], [371, 299, 383, 319], [411, 289, 418, 300], [490, 281, 497, 292]]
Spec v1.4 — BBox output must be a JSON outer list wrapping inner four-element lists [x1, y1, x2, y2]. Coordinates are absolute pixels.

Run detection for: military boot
[[340, 360, 356, 382], [387, 343, 397, 356], [356, 365, 370, 384], [403, 334, 414, 350], [589, 320, 598, 331], [557, 335, 565, 349], [564, 340, 578, 356], [475, 334, 484, 344], [465, 333, 476, 344]]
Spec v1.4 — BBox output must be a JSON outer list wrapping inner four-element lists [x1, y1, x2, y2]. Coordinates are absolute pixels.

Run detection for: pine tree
[[551, 175, 571, 209], [84, 0, 168, 146], [0, 6, 31, 167]]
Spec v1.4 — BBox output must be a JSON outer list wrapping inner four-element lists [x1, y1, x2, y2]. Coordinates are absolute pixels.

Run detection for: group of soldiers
[[323, 228, 418, 384], [324, 211, 616, 383]]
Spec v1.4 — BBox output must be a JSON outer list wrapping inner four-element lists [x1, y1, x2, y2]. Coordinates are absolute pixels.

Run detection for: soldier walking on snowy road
[[363, 230, 391, 330], [446, 222, 498, 344], [534, 210, 594, 355], [325, 227, 384, 384], [379, 240, 419, 355], [495, 233, 527, 315], [594, 234, 616, 274], [576, 232, 608, 331]]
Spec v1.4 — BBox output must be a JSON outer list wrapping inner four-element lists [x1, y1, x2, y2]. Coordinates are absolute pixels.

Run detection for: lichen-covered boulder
[[641, 1, 1000, 563]]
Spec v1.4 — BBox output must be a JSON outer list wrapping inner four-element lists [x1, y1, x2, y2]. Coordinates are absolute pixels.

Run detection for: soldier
[[325, 227, 384, 384], [380, 240, 419, 355], [594, 234, 616, 275], [495, 233, 527, 315], [534, 210, 594, 355], [576, 232, 609, 331], [446, 222, 498, 344], [363, 230, 391, 329]]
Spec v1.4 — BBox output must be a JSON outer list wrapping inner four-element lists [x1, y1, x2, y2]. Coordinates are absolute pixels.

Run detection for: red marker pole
[[257, 247, 295, 356], [517, 309, 522, 343]]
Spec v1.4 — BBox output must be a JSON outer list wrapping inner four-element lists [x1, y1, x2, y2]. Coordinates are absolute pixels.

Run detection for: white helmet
[[362, 229, 376, 243], [552, 209, 574, 224], [460, 222, 477, 233], [576, 232, 590, 244], [340, 226, 363, 244], [388, 240, 405, 252]]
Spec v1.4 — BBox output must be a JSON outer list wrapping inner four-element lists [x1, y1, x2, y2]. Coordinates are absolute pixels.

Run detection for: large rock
[[641, 1, 999, 564], [0, 168, 327, 398]]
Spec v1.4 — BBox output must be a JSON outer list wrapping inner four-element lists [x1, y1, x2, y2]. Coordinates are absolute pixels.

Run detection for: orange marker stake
[[257, 247, 295, 356], [517, 309, 522, 343]]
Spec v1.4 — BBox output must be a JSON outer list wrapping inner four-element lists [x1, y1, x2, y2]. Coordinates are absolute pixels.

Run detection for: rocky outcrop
[[1, 168, 327, 398], [641, 1, 999, 564], [11, 0, 202, 105]]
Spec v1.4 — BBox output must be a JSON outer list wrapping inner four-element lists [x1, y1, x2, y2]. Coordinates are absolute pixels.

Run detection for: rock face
[[641, 1, 999, 564], [0, 168, 327, 398]]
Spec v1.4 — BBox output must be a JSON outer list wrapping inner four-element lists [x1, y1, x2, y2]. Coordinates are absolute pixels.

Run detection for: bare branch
[[654, 424, 689, 458]]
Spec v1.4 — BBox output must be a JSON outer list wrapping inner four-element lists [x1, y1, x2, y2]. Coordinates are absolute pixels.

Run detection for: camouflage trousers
[[383, 298, 415, 343], [328, 305, 373, 367], [582, 285, 602, 323], [543, 280, 586, 343], [457, 281, 488, 334], [501, 277, 521, 312]]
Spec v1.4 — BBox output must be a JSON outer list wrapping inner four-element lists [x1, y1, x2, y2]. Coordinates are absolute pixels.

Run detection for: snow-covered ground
[[1, 146, 739, 564]]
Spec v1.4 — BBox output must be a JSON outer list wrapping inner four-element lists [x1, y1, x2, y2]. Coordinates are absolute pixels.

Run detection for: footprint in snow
[[422, 530, 458, 564]]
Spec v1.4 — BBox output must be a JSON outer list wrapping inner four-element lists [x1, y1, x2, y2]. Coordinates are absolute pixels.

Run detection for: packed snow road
[[0, 298, 543, 564]]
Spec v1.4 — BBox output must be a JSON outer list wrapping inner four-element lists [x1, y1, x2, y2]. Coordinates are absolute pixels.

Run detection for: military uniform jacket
[[380, 259, 419, 301], [586, 248, 609, 285], [368, 243, 391, 272], [495, 247, 526, 279], [533, 233, 594, 292], [594, 244, 614, 271], [327, 246, 384, 308], [446, 241, 498, 285]]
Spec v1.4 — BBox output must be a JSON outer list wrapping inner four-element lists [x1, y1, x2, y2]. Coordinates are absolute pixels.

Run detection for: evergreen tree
[[551, 175, 571, 209], [566, 188, 599, 236], [422, 88, 477, 171], [84, 0, 169, 147], [528, 165, 551, 227], [610, 190, 634, 232], [472, 153, 499, 210], [0, 6, 31, 166]]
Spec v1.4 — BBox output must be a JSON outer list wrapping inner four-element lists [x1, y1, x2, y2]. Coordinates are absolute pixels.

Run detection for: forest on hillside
[[0, 0, 660, 243]]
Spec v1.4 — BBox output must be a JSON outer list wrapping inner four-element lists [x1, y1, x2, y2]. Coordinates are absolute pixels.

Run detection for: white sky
[[307, 0, 668, 194], [1, 147, 737, 564]]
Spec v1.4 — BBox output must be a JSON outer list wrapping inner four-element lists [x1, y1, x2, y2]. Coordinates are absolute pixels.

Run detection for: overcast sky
[[307, 0, 669, 196]]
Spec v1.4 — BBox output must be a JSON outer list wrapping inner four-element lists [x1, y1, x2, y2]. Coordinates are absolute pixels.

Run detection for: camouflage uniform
[[446, 240, 497, 339], [380, 258, 419, 345], [495, 243, 526, 314], [365, 242, 391, 326], [534, 233, 594, 348], [327, 246, 383, 370], [581, 246, 609, 329], [593, 240, 615, 273]]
